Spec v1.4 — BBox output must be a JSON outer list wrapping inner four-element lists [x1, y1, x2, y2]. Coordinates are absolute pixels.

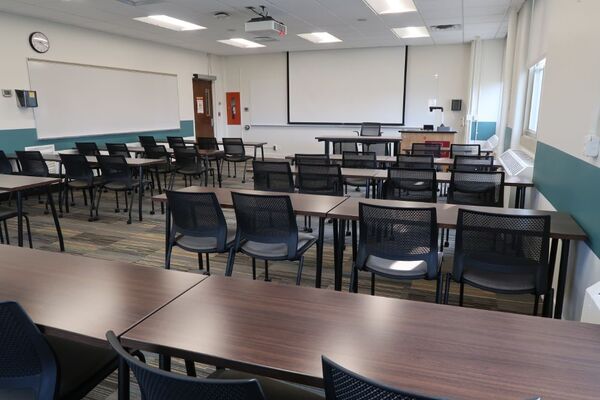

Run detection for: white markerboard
[[288, 47, 407, 125], [28, 60, 180, 139]]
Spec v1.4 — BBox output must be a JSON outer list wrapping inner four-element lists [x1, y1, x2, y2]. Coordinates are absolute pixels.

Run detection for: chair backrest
[[231, 192, 299, 259], [106, 331, 265, 400], [139, 136, 157, 147], [173, 146, 201, 170], [0, 301, 57, 400], [411, 143, 441, 157], [167, 136, 187, 148], [59, 154, 94, 183], [453, 209, 550, 294], [384, 168, 437, 203], [144, 145, 171, 161], [75, 142, 100, 156], [222, 138, 245, 157], [165, 191, 229, 252], [448, 170, 505, 207], [396, 154, 434, 169], [252, 161, 294, 193], [365, 142, 390, 156], [451, 143, 480, 158], [97, 155, 132, 184], [197, 137, 219, 150], [106, 143, 131, 158], [16, 151, 49, 177], [294, 154, 331, 166], [342, 152, 377, 169], [297, 164, 344, 196], [0, 150, 13, 174], [357, 203, 439, 279], [333, 142, 358, 155], [453, 155, 494, 172], [360, 122, 382, 137], [322, 356, 441, 400]]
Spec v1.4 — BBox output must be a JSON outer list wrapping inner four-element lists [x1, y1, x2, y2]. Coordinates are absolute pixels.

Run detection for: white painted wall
[[0, 12, 221, 136], [221, 44, 471, 156]]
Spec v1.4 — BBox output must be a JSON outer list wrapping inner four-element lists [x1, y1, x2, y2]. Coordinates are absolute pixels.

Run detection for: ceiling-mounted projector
[[245, 6, 287, 37]]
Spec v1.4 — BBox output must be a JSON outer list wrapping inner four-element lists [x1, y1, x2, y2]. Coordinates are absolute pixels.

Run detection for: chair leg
[[459, 281, 465, 307], [88, 187, 95, 222], [227, 161, 231, 177], [444, 228, 450, 247], [3, 220, 9, 245], [225, 247, 236, 276], [533, 295, 540, 316], [83, 189, 88, 206], [127, 190, 135, 225], [95, 187, 103, 219], [435, 273, 442, 304], [197, 253, 204, 270], [264, 260, 271, 282], [350, 264, 358, 293], [204, 254, 211, 275], [24, 215, 33, 249], [252, 258, 257, 280], [165, 242, 174, 270], [115, 191, 120, 213], [370, 273, 375, 296], [242, 160, 247, 183], [296, 256, 304, 286], [0, 222, 4, 244], [443, 273, 452, 305], [184, 360, 197, 377]]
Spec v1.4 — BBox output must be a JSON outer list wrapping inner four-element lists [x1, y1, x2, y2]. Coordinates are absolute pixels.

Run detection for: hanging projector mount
[[245, 5, 287, 37]]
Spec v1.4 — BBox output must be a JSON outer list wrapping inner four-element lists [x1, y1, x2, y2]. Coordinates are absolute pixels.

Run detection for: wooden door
[[192, 78, 214, 138]]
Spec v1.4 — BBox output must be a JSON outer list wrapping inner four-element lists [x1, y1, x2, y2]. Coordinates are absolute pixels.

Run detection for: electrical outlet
[[272, 145, 278, 151]]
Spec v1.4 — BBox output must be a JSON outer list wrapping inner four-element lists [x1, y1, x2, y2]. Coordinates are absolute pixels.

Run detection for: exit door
[[192, 78, 214, 138]]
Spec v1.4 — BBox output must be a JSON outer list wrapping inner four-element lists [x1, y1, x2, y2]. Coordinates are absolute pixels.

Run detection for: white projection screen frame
[[287, 47, 407, 125], [28, 59, 180, 139]]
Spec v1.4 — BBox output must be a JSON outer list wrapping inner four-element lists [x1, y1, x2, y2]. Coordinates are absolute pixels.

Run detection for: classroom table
[[152, 186, 350, 288], [120, 275, 600, 400], [315, 136, 402, 156], [286, 154, 503, 168], [326, 197, 587, 318], [170, 139, 267, 161], [0, 174, 64, 251]]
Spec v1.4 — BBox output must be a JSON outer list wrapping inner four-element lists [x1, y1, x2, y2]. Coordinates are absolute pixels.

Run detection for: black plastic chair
[[172, 146, 209, 188], [452, 155, 495, 172], [197, 137, 220, 151], [297, 164, 344, 197], [448, 170, 505, 207], [96, 155, 153, 224], [165, 191, 235, 274], [16, 151, 51, 177], [222, 138, 253, 183], [342, 151, 376, 195], [294, 154, 331, 166], [167, 136, 187, 149], [445, 209, 551, 316], [356, 122, 388, 155], [253, 161, 294, 193], [59, 154, 103, 221], [383, 168, 437, 203], [75, 142, 101, 156], [450, 143, 480, 158], [0, 301, 117, 400], [143, 145, 175, 211], [350, 203, 443, 301], [0, 150, 13, 174], [333, 142, 358, 155], [322, 356, 442, 400], [396, 154, 434, 169], [226, 192, 317, 285], [139, 136, 157, 148], [411, 143, 441, 157], [106, 330, 266, 400], [106, 143, 131, 158]]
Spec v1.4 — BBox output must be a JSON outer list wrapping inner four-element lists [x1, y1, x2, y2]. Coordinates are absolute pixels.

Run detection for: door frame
[[192, 74, 217, 138]]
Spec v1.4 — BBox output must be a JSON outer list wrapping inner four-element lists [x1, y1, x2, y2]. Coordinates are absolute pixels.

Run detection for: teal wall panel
[[534, 142, 600, 257], [470, 121, 497, 140], [0, 120, 194, 153]]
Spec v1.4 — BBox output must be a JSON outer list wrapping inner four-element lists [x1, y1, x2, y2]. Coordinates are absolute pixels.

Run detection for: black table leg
[[138, 165, 144, 221], [159, 354, 171, 371], [260, 145, 265, 161], [324, 141, 330, 155], [351, 221, 357, 262], [165, 202, 171, 269], [217, 158, 223, 188], [554, 239, 571, 319], [520, 187, 526, 208], [316, 217, 325, 288], [16, 191, 23, 247], [118, 358, 130, 400], [514, 187, 521, 208], [47, 188, 65, 252], [334, 219, 345, 291]]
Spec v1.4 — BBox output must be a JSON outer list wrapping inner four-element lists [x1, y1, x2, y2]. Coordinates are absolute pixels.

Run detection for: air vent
[[430, 24, 461, 31], [253, 36, 279, 43], [499, 149, 534, 178], [116, 0, 164, 6]]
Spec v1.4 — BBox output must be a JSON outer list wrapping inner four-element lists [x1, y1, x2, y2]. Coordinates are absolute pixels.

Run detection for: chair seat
[[45, 334, 118, 399], [365, 252, 443, 278], [175, 229, 236, 252], [225, 155, 253, 162], [462, 253, 541, 294], [67, 176, 104, 189], [104, 179, 151, 191], [241, 232, 316, 258], [209, 369, 324, 400], [0, 209, 24, 220], [176, 167, 207, 175]]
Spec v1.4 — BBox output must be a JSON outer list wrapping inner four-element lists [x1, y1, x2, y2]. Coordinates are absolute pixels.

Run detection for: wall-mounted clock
[[29, 32, 50, 53]]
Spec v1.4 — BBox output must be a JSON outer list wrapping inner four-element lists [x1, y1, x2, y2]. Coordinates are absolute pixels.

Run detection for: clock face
[[29, 32, 49, 53]]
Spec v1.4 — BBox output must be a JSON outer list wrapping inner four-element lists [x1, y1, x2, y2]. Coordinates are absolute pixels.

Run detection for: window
[[525, 58, 546, 136]]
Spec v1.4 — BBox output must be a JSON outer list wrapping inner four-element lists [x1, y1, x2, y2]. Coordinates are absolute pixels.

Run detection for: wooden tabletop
[[315, 136, 401, 143], [370, 170, 534, 187], [121, 276, 600, 400], [0, 174, 61, 191], [152, 186, 349, 218], [120, 147, 223, 158], [289, 154, 502, 168], [328, 197, 587, 240], [170, 139, 267, 147], [0, 245, 205, 346], [42, 153, 166, 167]]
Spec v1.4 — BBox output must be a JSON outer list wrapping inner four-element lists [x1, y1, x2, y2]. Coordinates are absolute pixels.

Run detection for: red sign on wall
[[226, 92, 241, 125]]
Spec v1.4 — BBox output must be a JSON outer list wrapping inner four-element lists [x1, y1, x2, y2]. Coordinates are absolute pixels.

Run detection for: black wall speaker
[[451, 99, 462, 111]]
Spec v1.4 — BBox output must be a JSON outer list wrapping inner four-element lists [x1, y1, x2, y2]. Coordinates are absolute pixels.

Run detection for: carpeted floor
[[0, 164, 537, 399]]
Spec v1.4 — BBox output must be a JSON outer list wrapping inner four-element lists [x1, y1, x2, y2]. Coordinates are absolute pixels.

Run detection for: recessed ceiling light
[[363, 0, 417, 15], [392, 26, 429, 39], [297, 32, 342, 44], [134, 15, 206, 31], [218, 38, 265, 48]]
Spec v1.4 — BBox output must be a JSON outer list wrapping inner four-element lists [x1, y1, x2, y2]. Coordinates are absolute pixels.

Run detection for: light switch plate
[[1, 89, 11, 97]]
